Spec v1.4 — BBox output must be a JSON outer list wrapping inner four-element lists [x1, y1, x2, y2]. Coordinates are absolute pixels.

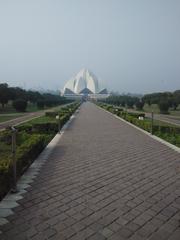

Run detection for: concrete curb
[[0, 109, 79, 228], [98, 105, 180, 154]]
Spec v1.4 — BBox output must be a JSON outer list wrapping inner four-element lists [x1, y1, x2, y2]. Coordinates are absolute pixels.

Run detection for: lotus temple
[[61, 69, 109, 100]]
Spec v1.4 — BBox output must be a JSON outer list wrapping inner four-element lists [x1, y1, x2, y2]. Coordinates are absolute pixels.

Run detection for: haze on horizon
[[0, 0, 179, 94]]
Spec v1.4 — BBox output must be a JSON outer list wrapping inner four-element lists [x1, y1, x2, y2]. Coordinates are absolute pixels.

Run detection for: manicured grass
[[139, 117, 178, 128], [26, 115, 55, 124]]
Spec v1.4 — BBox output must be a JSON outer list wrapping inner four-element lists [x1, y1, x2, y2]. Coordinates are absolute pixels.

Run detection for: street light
[[11, 126, 18, 193], [56, 115, 61, 133], [151, 111, 154, 135]]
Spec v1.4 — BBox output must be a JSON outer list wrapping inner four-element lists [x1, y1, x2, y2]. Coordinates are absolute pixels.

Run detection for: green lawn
[[26, 115, 55, 124]]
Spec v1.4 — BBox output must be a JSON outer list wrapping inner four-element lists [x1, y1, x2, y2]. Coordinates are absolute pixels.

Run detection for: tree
[[126, 100, 134, 108], [135, 101, 144, 110], [13, 99, 27, 112], [172, 90, 180, 110], [121, 101, 125, 107], [158, 100, 170, 114], [0, 83, 10, 108], [37, 100, 45, 109]]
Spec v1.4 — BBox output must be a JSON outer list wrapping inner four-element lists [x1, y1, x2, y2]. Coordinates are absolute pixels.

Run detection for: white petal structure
[[62, 69, 109, 99]]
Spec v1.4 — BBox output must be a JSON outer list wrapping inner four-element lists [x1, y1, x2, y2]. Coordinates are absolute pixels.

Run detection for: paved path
[[0, 111, 45, 131], [0, 102, 180, 240]]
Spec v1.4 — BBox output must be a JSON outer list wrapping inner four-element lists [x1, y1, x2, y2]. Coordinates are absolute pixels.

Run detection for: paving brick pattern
[[0, 102, 180, 240]]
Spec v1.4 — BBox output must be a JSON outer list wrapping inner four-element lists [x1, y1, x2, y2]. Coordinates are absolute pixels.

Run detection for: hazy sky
[[0, 0, 179, 93]]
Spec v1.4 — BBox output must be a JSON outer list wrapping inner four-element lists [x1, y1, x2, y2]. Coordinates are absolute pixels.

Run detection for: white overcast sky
[[0, 0, 179, 93]]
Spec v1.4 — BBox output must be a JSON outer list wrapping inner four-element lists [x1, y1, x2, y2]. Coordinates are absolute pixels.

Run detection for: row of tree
[[0, 83, 71, 112], [102, 90, 180, 114], [104, 95, 140, 109], [142, 91, 180, 110]]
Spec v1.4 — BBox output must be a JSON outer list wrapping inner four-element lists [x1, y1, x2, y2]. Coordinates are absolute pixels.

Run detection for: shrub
[[13, 99, 27, 112], [37, 100, 45, 109], [45, 111, 58, 117], [32, 122, 58, 133], [158, 100, 169, 114], [16, 124, 32, 133], [0, 134, 49, 200], [135, 101, 144, 110], [128, 112, 145, 118], [15, 134, 48, 174]]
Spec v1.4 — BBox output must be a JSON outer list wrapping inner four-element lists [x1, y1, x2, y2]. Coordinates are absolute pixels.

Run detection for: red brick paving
[[0, 102, 180, 240]]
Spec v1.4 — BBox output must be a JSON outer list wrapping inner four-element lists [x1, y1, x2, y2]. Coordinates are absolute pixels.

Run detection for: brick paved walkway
[[0, 102, 180, 240]]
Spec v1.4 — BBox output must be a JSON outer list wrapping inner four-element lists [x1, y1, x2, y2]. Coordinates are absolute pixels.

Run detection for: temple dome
[[62, 69, 100, 94]]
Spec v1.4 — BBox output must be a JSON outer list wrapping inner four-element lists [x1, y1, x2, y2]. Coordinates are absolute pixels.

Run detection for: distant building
[[61, 69, 109, 100]]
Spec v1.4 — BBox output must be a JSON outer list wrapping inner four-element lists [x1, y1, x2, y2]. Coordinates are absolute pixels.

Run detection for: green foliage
[[45, 111, 58, 117], [128, 112, 145, 118], [37, 100, 45, 109], [158, 100, 170, 114], [0, 83, 74, 113], [32, 122, 58, 133], [101, 95, 139, 108], [15, 134, 49, 174], [142, 90, 180, 112], [12, 99, 28, 112], [0, 83, 11, 108], [0, 134, 50, 200], [135, 101, 145, 110]]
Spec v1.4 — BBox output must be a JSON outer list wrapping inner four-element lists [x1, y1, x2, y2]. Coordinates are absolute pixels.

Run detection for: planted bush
[[45, 111, 58, 117]]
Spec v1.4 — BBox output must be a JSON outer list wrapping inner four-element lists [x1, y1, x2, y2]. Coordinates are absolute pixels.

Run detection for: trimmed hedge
[[45, 111, 58, 117], [0, 134, 50, 200]]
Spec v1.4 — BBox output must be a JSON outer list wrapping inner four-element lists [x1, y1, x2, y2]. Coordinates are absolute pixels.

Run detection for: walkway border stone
[[0, 109, 79, 233], [98, 105, 180, 154]]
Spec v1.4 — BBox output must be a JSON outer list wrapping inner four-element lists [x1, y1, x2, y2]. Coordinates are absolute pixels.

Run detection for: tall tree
[[0, 83, 10, 108]]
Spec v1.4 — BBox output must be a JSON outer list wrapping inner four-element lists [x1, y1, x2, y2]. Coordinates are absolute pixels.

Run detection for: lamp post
[[11, 126, 18, 193], [151, 111, 154, 135], [56, 115, 61, 133]]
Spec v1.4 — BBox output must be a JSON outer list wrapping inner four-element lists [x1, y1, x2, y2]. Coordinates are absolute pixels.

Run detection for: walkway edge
[[0, 109, 78, 229], [97, 105, 180, 154]]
